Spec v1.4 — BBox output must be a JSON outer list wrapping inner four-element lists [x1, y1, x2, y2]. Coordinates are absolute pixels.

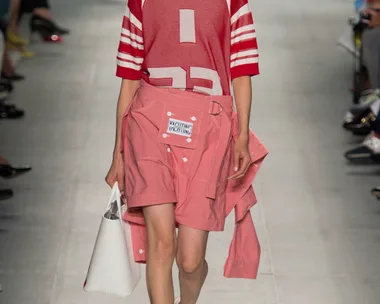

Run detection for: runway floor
[[1, 0, 380, 303]]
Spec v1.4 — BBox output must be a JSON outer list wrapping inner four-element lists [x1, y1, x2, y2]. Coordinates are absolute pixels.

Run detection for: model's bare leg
[[7, 0, 21, 34], [143, 204, 176, 304], [0, 156, 8, 165], [2, 49, 14, 76], [176, 225, 209, 304]]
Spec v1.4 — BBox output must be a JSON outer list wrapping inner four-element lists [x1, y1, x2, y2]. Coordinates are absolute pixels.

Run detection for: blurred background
[[1, 0, 380, 303]]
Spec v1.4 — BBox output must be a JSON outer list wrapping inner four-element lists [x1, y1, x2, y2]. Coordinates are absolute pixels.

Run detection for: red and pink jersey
[[116, 0, 259, 95]]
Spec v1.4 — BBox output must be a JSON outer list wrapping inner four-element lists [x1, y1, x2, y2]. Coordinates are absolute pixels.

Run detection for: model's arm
[[232, 76, 252, 138], [113, 79, 140, 157], [228, 76, 252, 180], [106, 79, 139, 192], [228, 0, 259, 179], [106, 0, 144, 191]]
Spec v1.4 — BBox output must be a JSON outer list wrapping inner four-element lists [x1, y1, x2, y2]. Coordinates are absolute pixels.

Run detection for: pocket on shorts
[[157, 104, 203, 149]]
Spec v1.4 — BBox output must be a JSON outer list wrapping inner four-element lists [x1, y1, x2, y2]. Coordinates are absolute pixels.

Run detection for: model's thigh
[[143, 204, 176, 254], [176, 225, 209, 271]]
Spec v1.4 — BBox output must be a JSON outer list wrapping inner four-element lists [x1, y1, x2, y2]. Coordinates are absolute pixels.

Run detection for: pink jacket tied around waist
[[121, 83, 268, 279]]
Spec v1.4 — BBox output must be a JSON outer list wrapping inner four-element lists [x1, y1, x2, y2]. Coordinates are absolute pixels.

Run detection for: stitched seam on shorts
[[127, 191, 177, 206], [175, 214, 224, 231]]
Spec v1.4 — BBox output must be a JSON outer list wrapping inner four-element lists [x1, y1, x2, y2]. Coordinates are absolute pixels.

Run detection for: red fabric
[[116, 0, 259, 94]]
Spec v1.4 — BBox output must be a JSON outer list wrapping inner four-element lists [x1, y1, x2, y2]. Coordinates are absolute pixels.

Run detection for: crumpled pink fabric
[[223, 113, 268, 278]]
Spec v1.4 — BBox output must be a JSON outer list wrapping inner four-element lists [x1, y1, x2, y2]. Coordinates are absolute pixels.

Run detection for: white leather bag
[[84, 182, 141, 297]]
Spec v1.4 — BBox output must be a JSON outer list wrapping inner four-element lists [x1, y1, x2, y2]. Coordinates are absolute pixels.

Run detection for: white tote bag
[[84, 182, 141, 297]]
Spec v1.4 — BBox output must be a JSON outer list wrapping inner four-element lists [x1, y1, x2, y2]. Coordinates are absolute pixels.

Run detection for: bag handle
[[111, 182, 125, 227]]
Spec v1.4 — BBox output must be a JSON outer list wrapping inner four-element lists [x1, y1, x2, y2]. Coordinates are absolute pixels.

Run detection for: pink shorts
[[121, 81, 234, 231]]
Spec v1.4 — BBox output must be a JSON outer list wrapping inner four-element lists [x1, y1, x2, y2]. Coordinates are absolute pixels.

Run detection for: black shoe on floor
[[344, 133, 380, 162], [343, 108, 369, 129], [1, 72, 25, 81], [30, 14, 70, 36], [371, 187, 380, 200], [343, 109, 376, 135], [350, 123, 375, 136], [371, 152, 380, 163], [1, 103, 16, 109], [0, 79, 14, 94], [0, 104, 24, 119], [0, 164, 32, 179], [0, 189, 13, 201]]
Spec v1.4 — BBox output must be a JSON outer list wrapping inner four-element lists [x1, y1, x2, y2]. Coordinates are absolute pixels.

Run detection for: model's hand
[[228, 135, 252, 180], [105, 153, 125, 194]]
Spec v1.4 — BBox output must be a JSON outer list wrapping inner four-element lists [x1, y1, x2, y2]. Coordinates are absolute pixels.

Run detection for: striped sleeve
[[230, 0, 259, 79], [116, 0, 144, 80]]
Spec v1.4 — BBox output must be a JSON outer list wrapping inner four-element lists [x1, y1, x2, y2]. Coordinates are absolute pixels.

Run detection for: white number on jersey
[[147, 10, 222, 95]]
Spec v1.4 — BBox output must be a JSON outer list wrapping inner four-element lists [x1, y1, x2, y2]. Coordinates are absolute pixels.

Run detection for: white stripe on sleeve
[[231, 57, 259, 68], [121, 28, 143, 43], [120, 36, 144, 50], [231, 3, 250, 24], [231, 49, 258, 61], [231, 24, 255, 38], [117, 59, 141, 71], [117, 52, 144, 64], [124, 5, 143, 31], [231, 32, 257, 45]]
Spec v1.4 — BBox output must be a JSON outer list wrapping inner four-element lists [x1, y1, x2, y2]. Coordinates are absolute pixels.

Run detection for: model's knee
[[177, 255, 205, 275], [150, 234, 176, 264]]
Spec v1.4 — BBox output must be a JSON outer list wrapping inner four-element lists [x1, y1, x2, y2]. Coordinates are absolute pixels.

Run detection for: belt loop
[[209, 101, 223, 116]]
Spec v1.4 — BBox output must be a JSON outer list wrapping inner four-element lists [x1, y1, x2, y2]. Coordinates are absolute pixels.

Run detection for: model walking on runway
[[106, 0, 267, 303]]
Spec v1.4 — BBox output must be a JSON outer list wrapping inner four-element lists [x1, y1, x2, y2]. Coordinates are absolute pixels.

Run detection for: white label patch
[[167, 118, 193, 137]]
